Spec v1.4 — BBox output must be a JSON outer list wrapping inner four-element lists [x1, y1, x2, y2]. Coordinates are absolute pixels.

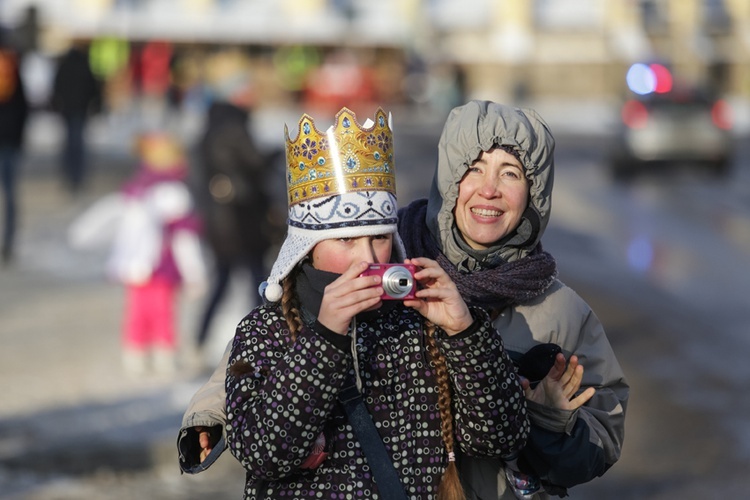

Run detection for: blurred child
[[69, 132, 207, 374]]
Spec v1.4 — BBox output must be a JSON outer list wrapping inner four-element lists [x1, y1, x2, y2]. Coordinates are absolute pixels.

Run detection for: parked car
[[609, 86, 733, 180]]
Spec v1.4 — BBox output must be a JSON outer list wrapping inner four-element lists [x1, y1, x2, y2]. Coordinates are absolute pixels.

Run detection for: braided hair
[[228, 269, 302, 377], [424, 321, 466, 500], [280, 267, 303, 342]]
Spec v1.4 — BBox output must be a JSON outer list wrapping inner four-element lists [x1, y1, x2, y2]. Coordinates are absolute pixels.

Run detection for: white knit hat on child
[[260, 107, 406, 302]]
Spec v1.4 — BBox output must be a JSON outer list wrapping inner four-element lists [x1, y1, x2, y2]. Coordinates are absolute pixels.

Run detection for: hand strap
[[339, 380, 409, 500]]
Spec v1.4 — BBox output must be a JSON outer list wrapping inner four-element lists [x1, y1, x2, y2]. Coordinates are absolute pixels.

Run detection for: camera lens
[[381, 266, 414, 299]]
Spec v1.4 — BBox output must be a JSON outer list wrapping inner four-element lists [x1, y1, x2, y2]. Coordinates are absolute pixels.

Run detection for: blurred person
[[88, 36, 131, 118], [135, 40, 173, 97], [0, 35, 29, 266], [177, 100, 628, 498], [89, 36, 131, 83], [192, 50, 284, 355], [272, 45, 321, 102], [302, 49, 377, 116], [211, 107, 528, 499], [19, 49, 55, 110], [69, 132, 207, 375], [51, 42, 101, 193]]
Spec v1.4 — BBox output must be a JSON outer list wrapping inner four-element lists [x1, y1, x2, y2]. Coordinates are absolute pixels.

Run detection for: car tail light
[[621, 100, 648, 129], [711, 99, 732, 130]]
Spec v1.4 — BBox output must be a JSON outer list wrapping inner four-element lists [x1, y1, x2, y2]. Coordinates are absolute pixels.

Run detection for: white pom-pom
[[264, 282, 283, 302]]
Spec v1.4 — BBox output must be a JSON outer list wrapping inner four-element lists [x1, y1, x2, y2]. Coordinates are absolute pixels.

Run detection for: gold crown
[[284, 107, 396, 206]]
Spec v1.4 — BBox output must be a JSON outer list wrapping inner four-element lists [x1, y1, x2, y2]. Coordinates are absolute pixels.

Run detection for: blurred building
[[1, 0, 748, 106], [427, 0, 750, 102]]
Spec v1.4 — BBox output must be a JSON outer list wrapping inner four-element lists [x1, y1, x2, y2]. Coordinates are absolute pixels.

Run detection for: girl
[[69, 132, 206, 374], [223, 107, 528, 499]]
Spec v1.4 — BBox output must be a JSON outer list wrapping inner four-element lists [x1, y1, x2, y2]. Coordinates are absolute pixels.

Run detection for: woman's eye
[[503, 168, 524, 180]]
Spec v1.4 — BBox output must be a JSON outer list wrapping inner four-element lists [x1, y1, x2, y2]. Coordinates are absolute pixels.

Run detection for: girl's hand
[[318, 261, 384, 335], [403, 257, 473, 336]]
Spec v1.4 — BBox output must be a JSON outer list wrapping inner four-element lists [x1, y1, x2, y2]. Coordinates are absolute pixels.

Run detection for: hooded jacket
[[415, 101, 628, 498]]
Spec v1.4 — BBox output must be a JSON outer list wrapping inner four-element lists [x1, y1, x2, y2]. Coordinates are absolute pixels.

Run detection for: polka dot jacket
[[225, 304, 528, 499]]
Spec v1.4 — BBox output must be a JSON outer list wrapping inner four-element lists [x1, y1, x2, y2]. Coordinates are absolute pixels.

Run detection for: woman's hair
[[424, 321, 465, 500]]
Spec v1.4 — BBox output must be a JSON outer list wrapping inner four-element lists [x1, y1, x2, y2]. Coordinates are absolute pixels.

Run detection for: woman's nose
[[479, 175, 501, 198]]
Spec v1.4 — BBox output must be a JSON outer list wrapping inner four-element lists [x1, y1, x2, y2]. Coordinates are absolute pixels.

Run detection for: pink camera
[[360, 263, 417, 300]]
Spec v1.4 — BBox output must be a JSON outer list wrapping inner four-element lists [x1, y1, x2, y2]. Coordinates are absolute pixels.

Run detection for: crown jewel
[[284, 107, 396, 206]]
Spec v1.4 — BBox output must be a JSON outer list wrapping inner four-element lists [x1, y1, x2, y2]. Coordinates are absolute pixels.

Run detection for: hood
[[426, 100, 555, 266]]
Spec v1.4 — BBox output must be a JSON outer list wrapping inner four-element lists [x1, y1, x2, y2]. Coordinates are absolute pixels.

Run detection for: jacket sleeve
[[436, 307, 529, 460], [225, 307, 352, 481], [177, 340, 231, 474], [520, 297, 629, 493]]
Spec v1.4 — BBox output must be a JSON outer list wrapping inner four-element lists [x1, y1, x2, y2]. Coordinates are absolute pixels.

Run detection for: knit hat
[[261, 107, 406, 302]]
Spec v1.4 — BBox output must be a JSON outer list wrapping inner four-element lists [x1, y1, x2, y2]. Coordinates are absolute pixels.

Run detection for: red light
[[711, 100, 732, 130], [649, 64, 673, 94], [622, 100, 648, 129]]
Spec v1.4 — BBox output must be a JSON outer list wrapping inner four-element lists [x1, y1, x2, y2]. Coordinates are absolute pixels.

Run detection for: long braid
[[281, 268, 302, 342], [229, 270, 301, 377], [424, 321, 466, 500]]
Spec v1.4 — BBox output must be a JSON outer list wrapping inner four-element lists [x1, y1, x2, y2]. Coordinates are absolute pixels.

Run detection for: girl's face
[[311, 234, 394, 273], [453, 147, 529, 250]]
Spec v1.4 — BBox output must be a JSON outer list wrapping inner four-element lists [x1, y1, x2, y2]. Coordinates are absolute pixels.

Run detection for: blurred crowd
[[0, 19, 463, 375]]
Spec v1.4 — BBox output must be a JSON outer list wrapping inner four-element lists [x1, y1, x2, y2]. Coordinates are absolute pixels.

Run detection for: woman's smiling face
[[453, 147, 529, 250]]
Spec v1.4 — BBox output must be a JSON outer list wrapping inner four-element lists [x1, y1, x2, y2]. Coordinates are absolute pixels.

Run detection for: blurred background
[[2, 0, 750, 498]]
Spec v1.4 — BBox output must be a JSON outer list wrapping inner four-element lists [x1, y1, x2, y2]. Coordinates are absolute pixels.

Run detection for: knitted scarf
[[398, 199, 558, 311]]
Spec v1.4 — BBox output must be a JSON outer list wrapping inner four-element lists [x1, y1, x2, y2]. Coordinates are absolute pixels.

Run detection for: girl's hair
[[228, 268, 302, 378], [424, 321, 466, 500], [280, 267, 303, 342]]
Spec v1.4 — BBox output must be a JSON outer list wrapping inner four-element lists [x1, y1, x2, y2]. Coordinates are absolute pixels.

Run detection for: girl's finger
[[325, 273, 382, 301]]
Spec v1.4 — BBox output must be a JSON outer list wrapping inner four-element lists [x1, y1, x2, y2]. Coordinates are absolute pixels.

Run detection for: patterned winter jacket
[[225, 302, 528, 499]]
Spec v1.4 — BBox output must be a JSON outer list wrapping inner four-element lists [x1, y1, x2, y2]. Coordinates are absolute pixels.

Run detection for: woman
[[179, 101, 628, 499], [398, 100, 628, 498]]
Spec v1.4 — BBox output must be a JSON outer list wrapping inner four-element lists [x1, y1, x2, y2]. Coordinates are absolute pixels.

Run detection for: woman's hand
[[403, 257, 473, 336], [317, 261, 385, 335], [522, 353, 596, 410]]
